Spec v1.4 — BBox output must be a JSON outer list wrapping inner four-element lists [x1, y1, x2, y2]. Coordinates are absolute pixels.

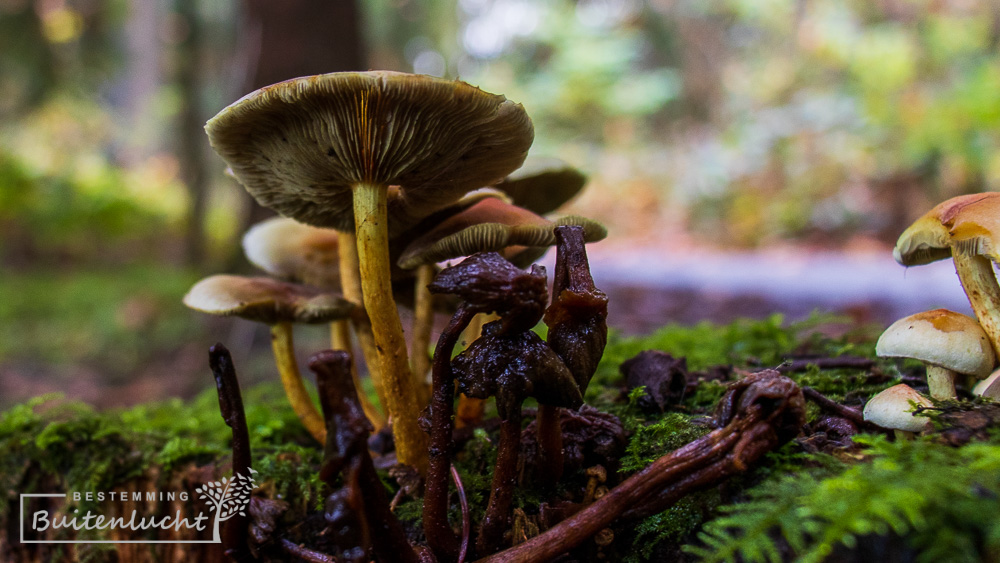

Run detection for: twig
[[801, 386, 886, 433], [451, 464, 471, 563], [279, 539, 338, 562], [777, 356, 874, 373], [208, 343, 252, 562]]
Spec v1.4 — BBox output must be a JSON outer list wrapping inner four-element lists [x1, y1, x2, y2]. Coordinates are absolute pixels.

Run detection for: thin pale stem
[[338, 230, 390, 417], [953, 251, 1000, 357], [270, 323, 326, 443], [925, 364, 957, 400], [411, 263, 436, 403], [353, 182, 428, 470], [331, 318, 387, 428]]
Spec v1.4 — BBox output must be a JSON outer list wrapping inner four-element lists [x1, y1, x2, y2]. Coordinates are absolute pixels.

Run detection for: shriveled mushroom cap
[[494, 157, 587, 215], [397, 197, 606, 269], [183, 275, 353, 324], [876, 309, 995, 378], [972, 368, 1000, 399], [243, 217, 341, 289], [894, 193, 1000, 266], [863, 384, 932, 433], [206, 71, 534, 234]]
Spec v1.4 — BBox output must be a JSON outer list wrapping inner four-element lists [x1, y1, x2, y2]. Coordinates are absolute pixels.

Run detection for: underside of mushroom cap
[[894, 192, 1000, 266], [206, 71, 534, 235], [946, 192, 1000, 261], [243, 217, 342, 289], [397, 198, 606, 269], [494, 157, 587, 215], [183, 274, 353, 324], [863, 383, 932, 433], [875, 308, 995, 378]]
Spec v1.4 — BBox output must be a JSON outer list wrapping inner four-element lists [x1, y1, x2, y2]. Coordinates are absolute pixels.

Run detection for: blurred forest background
[[2, 0, 999, 406]]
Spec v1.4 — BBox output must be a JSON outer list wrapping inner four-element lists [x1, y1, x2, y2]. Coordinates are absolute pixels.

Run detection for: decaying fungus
[[538, 225, 608, 484], [184, 275, 353, 442], [893, 192, 1000, 355], [876, 309, 995, 399], [311, 350, 418, 563], [862, 383, 933, 439], [207, 71, 534, 469]]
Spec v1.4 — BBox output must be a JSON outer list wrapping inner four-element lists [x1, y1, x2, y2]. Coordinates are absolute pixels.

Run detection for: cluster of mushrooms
[[867, 193, 1000, 436], [183, 71, 606, 470], [181, 71, 809, 562]]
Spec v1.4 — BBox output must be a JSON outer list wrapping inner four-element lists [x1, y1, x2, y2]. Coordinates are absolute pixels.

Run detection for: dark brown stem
[[535, 404, 564, 486], [310, 350, 418, 563], [477, 405, 523, 555], [208, 344, 252, 562], [424, 306, 478, 561]]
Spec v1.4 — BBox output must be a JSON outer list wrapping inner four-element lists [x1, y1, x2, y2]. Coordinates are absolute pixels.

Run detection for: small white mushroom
[[973, 368, 1000, 399], [863, 384, 933, 439]]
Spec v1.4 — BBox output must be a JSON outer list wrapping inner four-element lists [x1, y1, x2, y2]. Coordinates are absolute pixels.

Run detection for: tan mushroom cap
[[876, 309, 995, 378], [243, 217, 341, 289], [863, 384, 933, 433], [206, 71, 534, 234], [893, 193, 1000, 266], [183, 275, 353, 325], [494, 157, 587, 215], [396, 197, 607, 269]]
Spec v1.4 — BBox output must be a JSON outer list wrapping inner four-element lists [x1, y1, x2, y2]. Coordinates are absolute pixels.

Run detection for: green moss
[[620, 411, 710, 473]]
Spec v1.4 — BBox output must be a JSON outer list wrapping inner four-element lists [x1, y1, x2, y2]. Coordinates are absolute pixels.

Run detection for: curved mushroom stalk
[[271, 323, 328, 442]]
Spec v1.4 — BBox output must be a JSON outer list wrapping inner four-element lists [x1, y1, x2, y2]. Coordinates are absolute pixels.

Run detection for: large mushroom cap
[[494, 157, 587, 215], [243, 217, 342, 289], [876, 309, 995, 378], [863, 384, 932, 433], [397, 197, 606, 269], [183, 275, 353, 324], [893, 193, 1000, 266], [207, 71, 534, 234]]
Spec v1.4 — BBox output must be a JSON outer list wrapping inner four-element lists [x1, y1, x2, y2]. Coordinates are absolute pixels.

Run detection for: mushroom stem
[[455, 313, 496, 428], [925, 364, 957, 400], [953, 251, 1000, 356], [353, 182, 428, 470], [536, 403, 564, 485], [424, 305, 476, 561], [411, 263, 436, 401], [331, 318, 387, 428], [477, 405, 523, 555], [270, 322, 326, 443], [338, 229, 390, 422], [894, 429, 916, 441]]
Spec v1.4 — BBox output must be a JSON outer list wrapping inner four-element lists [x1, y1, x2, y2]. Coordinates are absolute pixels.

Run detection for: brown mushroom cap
[[875, 308, 995, 378], [243, 217, 342, 289], [206, 71, 534, 234], [893, 193, 1000, 266], [494, 157, 587, 215], [862, 384, 933, 433], [183, 275, 353, 324], [397, 197, 606, 269]]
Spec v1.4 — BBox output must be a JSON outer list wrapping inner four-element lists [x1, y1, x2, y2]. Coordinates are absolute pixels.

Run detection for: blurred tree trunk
[[177, 0, 210, 267], [230, 0, 366, 268]]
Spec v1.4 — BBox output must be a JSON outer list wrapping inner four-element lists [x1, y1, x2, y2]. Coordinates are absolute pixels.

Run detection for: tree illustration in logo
[[195, 468, 257, 543]]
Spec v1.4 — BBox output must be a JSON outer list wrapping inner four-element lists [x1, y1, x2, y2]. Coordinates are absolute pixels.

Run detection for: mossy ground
[[2, 314, 998, 561]]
